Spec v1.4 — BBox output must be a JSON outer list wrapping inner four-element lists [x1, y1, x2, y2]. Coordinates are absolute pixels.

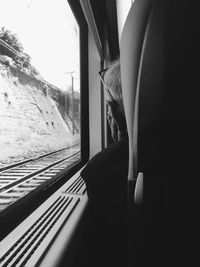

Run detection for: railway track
[[0, 144, 80, 212]]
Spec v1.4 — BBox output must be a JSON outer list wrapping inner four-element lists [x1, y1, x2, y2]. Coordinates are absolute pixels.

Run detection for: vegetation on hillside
[[0, 27, 39, 75], [49, 86, 80, 134]]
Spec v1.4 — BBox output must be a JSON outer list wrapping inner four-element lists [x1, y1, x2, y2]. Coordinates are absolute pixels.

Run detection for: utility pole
[[64, 71, 75, 135]]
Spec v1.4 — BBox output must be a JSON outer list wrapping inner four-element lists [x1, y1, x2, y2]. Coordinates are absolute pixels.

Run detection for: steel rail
[[0, 148, 81, 212], [0, 143, 80, 172]]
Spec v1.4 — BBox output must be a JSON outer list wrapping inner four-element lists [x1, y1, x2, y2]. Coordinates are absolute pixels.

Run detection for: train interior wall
[[88, 31, 102, 158]]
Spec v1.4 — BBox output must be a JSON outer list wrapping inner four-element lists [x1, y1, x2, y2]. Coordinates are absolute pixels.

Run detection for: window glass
[[0, 0, 80, 212]]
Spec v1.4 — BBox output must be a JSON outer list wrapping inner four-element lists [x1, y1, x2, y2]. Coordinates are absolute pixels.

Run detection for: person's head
[[104, 59, 124, 113]]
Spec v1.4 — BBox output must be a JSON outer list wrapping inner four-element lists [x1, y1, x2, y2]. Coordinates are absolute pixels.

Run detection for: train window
[[0, 0, 88, 216]]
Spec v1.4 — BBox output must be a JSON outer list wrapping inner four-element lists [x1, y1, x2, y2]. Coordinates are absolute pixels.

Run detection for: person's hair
[[104, 59, 124, 113]]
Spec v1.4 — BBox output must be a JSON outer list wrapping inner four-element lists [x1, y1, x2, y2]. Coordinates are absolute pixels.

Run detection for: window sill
[[0, 169, 88, 267]]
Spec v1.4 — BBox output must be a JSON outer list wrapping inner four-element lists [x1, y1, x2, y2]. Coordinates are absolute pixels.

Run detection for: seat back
[[120, 0, 200, 264], [121, 0, 200, 201]]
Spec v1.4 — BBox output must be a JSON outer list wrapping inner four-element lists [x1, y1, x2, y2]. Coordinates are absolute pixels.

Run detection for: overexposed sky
[[0, 0, 80, 90]]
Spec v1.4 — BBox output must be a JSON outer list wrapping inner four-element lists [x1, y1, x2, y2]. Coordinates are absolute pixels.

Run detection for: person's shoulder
[[92, 138, 128, 162], [81, 138, 128, 180]]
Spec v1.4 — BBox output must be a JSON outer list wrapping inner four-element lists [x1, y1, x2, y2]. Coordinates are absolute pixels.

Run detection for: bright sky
[[0, 0, 80, 90]]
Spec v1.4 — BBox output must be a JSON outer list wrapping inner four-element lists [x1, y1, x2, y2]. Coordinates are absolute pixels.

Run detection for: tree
[[0, 27, 41, 76], [29, 65, 40, 76], [22, 53, 31, 68], [0, 27, 24, 53]]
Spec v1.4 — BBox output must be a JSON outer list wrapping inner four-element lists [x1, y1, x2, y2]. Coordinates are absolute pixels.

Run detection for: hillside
[[0, 61, 80, 167]]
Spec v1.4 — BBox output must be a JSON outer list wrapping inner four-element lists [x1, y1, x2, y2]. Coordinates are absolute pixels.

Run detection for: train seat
[[120, 0, 200, 265]]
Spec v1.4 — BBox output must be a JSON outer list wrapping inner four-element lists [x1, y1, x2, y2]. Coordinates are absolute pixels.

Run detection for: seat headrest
[[120, 0, 153, 181], [121, 0, 200, 181]]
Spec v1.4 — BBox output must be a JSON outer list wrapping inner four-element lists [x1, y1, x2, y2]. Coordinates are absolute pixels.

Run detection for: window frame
[[0, 0, 89, 240]]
